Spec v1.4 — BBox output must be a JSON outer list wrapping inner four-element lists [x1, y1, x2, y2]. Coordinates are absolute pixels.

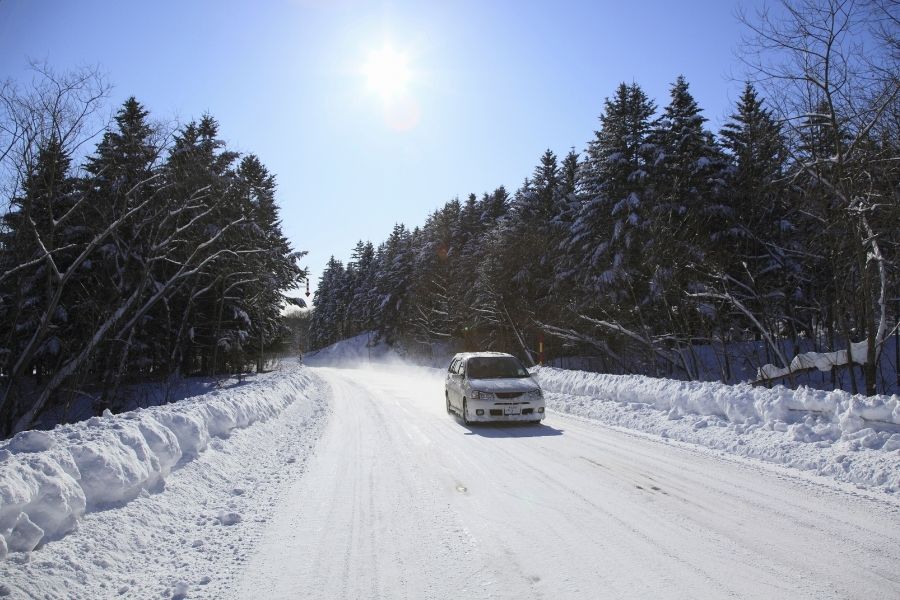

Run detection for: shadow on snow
[[460, 421, 563, 438]]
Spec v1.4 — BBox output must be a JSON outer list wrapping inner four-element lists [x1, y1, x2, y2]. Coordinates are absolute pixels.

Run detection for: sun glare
[[362, 44, 412, 103]]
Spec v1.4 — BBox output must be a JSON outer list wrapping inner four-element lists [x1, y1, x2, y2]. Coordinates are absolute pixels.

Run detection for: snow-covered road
[[234, 365, 900, 600]]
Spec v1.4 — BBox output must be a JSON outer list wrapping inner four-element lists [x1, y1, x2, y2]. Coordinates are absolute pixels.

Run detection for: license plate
[[504, 406, 520, 415]]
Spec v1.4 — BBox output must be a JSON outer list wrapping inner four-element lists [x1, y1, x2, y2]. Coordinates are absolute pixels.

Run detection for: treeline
[[0, 67, 304, 435], [311, 0, 899, 395]]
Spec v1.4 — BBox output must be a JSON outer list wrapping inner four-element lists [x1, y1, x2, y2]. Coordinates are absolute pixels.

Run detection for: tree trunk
[[895, 297, 899, 390]]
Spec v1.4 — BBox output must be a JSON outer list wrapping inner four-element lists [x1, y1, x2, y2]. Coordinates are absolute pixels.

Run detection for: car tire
[[462, 398, 470, 425]]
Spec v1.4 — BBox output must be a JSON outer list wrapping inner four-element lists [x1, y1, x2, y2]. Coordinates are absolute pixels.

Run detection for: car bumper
[[463, 400, 546, 422]]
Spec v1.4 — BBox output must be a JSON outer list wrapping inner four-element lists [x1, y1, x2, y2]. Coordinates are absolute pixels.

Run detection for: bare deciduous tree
[[0, 61, 109, 203], [739, 0, 899, 393]]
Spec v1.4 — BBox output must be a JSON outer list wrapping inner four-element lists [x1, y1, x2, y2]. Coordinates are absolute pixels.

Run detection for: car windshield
[[466, 356, 529, 379]]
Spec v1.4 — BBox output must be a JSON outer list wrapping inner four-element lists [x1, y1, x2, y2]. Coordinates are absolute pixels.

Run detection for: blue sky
[[1, 0, 760, 297]]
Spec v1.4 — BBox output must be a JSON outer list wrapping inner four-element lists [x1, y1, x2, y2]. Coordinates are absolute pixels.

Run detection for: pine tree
[[308, 256, 347, 348], [0, 88, 307, 430], [716, 83, 795, 348], [161, 115, 243, 375], [409, 200, 465, 349], [653, 76, 727, 251], [463, 188, 510, 348], [568, 83, 656, 304], [506, 151, 568, 313], [647, 76, 728, 339], [233, 154, 305, 373], [80, 98, 161, 400], [371, 223, 414, 344], [0, 137, 79, 386], [346, 240, 377, 334]]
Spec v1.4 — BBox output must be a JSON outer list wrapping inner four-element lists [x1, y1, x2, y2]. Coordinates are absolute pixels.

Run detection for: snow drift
[[305, 332, 397, 367], [305, 331, 456, 369], [534, 367, 900, 434], [0, 362, 316, 556], [533, 366, 900, 492]]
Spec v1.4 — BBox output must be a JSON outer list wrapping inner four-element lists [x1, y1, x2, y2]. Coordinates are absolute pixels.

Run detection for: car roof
[[452, 352, 516, 361]]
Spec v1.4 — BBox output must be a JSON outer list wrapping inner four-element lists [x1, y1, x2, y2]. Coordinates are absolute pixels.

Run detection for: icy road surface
[[234, 366, 900, 600]]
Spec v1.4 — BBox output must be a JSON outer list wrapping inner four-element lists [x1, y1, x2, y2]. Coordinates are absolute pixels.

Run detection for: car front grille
[[495, 392, 524, 399]]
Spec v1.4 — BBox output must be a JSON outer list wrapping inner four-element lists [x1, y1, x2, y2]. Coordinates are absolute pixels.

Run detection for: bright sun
[[362, 43, 412, 103]]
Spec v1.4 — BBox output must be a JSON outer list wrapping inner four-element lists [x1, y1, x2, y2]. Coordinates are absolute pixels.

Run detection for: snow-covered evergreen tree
[[308, 256, 348, 349], [713, 84, 796, 357], [646, 76, 728, 338], [568, 83, 656, 304], [346, 240, 377, 334], [0, 137, 79, 393], [371, 223, 414, 344], [233, 154, 306, 373]]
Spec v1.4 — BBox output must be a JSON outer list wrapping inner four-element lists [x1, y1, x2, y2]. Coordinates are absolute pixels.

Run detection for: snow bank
[[533, 367, 900, 492], [0, 362, 315, 555], [534, 367, 900, 434]]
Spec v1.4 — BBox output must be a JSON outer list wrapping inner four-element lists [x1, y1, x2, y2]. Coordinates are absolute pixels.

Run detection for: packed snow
[[234, 361, 899, 600]]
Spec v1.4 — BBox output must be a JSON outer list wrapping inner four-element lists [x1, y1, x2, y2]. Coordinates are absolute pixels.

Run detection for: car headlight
[[529, 389, 544, 399], [470, 390, 494, 400]]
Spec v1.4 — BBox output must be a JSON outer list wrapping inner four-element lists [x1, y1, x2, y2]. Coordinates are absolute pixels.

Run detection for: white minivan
[[445, 352, 545, 424]]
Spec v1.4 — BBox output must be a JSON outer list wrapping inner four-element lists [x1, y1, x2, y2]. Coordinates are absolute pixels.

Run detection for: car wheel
[[462, 398, 470, 425]]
